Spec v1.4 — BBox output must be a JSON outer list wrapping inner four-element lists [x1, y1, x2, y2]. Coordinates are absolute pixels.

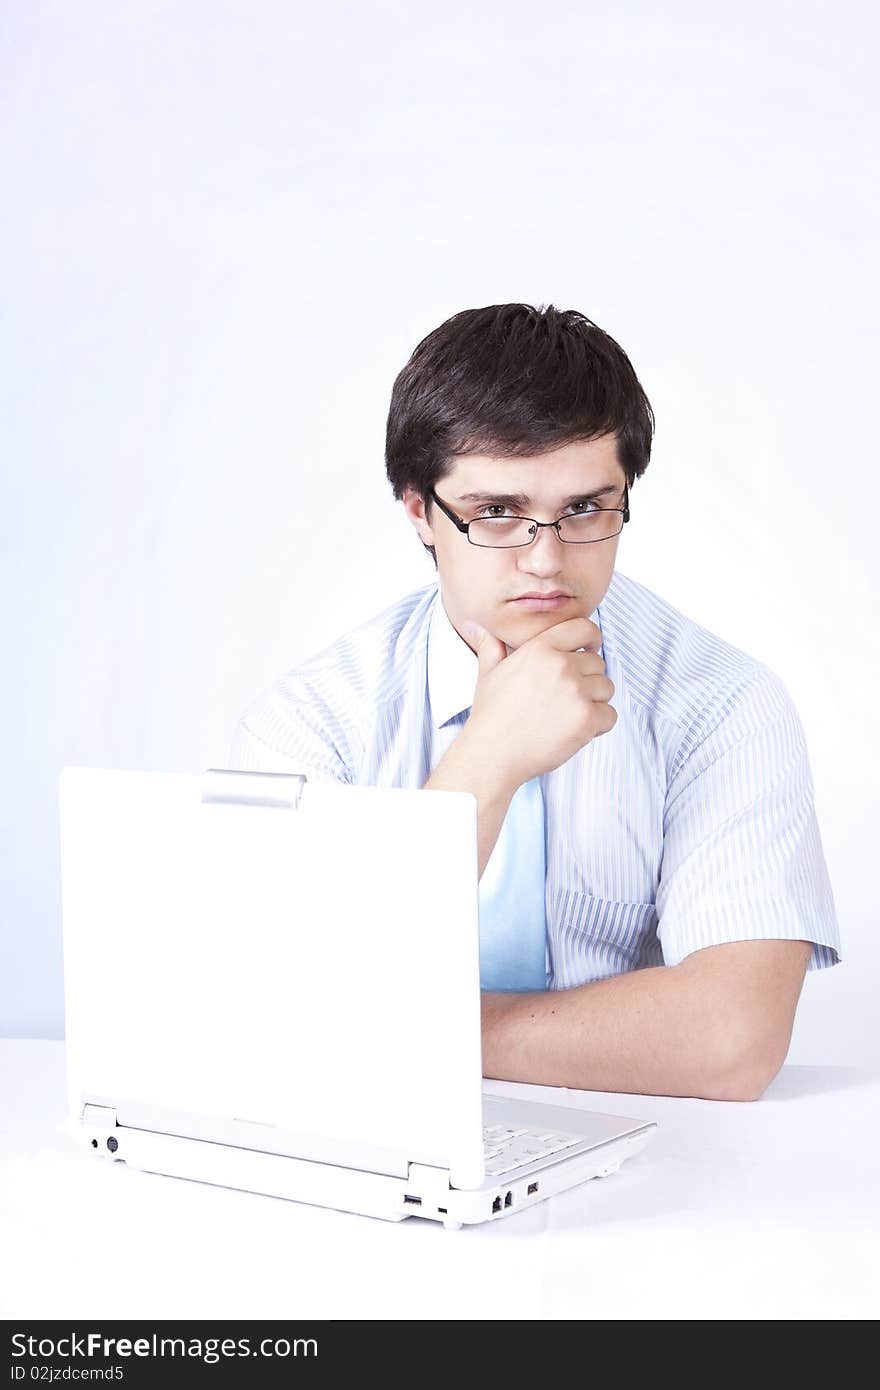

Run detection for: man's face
[[402, 435, 627, 654]]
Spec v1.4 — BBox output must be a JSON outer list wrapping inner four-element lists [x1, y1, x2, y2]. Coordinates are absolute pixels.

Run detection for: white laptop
[[58, 765, 656, 1229]]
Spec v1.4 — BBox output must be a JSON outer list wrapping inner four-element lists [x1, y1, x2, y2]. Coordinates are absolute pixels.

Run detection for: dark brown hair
[[385, 302, 655, 566]]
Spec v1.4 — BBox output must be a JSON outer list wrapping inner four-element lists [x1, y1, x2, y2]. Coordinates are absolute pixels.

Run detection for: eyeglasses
[[427, 486, 630, 548]]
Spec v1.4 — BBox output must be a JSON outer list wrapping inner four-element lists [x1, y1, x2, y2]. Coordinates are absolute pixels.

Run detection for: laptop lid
[[59, 766, 486, 1189]]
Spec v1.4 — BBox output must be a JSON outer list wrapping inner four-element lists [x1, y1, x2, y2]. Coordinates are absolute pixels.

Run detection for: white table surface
[[1, 1040, 877, 1320]]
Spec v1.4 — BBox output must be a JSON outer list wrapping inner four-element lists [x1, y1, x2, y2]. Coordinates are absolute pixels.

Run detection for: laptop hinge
[[200, 768, 307, 809], [81, 1103, 119, 1127], [406, 1162, 452, 1202]]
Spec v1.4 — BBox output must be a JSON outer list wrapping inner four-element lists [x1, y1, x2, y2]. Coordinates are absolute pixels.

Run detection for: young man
[[230, 303, 841, 1102]]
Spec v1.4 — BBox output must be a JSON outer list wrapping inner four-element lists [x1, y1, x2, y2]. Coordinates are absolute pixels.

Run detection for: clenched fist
[[461, 616, 617, 790]]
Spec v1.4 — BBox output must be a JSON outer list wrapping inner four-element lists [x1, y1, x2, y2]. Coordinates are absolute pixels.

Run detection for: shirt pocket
[[548, 888, 660, 986]]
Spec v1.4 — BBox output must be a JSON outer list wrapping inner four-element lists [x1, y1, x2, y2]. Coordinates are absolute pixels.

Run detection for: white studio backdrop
[[2, 0, 877, 1063]]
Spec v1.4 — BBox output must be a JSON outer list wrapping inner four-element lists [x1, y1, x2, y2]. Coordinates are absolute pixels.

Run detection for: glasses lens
[[558, 510, 624, 542], [469, 509, 624, 547]]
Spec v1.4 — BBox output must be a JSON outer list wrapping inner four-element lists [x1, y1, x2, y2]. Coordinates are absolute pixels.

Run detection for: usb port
[[403, 1194, 422, 1205], [527, 1182, 539, 1195]]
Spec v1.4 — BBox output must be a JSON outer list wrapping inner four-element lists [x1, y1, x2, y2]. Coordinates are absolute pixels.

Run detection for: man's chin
[[508, 605, 581, 625], [504, 607, 578, 649]]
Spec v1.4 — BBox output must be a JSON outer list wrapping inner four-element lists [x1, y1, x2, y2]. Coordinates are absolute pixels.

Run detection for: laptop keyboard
[[483, 1122, 586, 1176]]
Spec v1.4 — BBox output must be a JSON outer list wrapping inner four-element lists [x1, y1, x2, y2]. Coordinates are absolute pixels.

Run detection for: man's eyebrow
[[455, 483, 623, 507]]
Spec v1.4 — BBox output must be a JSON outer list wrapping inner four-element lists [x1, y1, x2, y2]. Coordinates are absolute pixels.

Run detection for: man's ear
[[402, 488, 435, 546]]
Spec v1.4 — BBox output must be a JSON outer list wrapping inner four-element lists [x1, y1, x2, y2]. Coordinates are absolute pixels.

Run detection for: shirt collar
[[427, 583, 605, 730]]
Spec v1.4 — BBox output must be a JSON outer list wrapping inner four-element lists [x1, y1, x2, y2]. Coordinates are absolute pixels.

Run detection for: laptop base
[[72, 1106, 655, 1229]]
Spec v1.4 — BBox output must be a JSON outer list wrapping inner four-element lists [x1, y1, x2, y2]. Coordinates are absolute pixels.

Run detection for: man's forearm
[[425, 729, 767, 1101], [423, 727, 517, 880], [481, 966, 766, 1102]]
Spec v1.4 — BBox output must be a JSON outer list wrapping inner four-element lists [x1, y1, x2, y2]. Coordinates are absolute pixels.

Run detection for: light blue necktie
[[477, 775, 548, 992]]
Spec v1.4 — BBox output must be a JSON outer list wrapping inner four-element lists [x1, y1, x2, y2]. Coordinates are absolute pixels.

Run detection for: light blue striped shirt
[[229, 570, 841, 985]]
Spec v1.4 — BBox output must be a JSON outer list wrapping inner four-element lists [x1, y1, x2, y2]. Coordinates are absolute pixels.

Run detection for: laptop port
[[403, 1194, 422, 1206], [492, 1195, 502, 1213], [527, 1182, 539, 1195], [504, 1191, 513, 1207]]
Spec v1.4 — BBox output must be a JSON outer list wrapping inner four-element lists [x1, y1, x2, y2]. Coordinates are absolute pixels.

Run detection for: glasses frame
[[427, 484, 630, 547]]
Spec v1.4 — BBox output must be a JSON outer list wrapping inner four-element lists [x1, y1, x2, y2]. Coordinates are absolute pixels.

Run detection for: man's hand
[[462, 616, 617, 789]]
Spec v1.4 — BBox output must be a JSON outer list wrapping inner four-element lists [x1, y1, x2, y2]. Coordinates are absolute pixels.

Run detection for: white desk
[[1, 1040, 876, 1320]]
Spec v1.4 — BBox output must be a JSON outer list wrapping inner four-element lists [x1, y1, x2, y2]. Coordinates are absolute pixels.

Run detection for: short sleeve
[[228, 682, 357, 787], [656, 667, 841, 972]]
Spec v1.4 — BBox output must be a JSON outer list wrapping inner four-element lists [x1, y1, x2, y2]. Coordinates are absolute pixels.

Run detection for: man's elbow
[[702, 1030, 789, 1102], [704, 1068, 776, 1103]]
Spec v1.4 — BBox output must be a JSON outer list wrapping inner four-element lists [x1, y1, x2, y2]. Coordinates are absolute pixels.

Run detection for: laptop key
[[482, 1122, 589, 1175]]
